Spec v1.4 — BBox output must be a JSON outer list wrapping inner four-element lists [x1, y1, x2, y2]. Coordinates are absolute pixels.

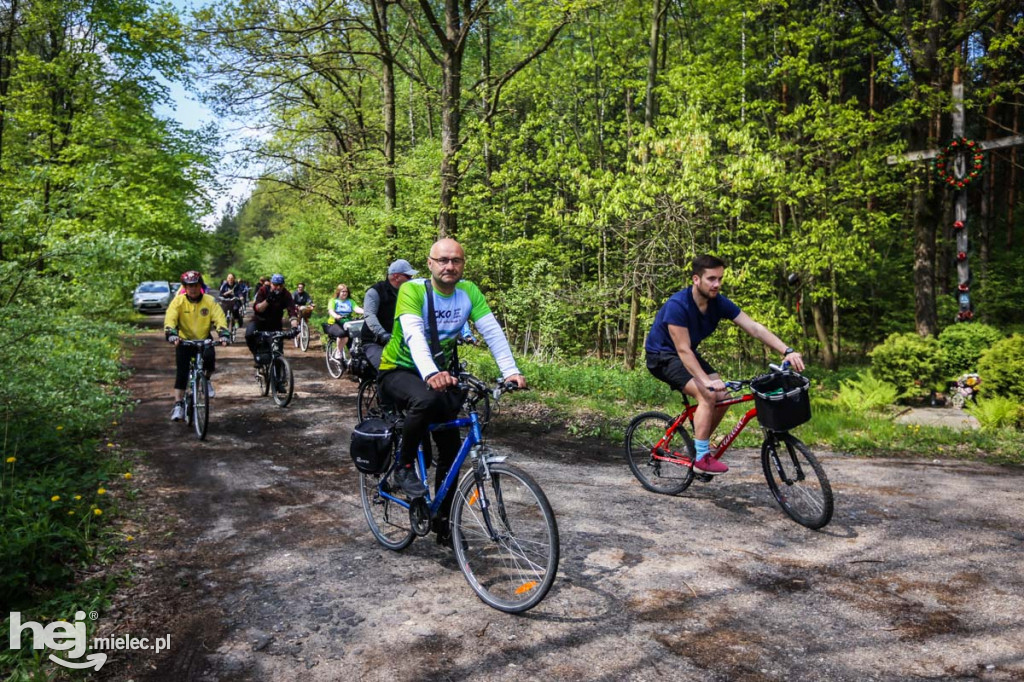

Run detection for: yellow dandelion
[[68, 510, 75, 516], [5, 456, 14, 463], [111, 421, 118, 426], [74, 495, 82, 501], [107, 443, 115, 448], [56, 425, 64, 431], [125, 535, 134, 542], [97, 488, 107, 495], [123, 473, 133, 480], [51, 495, 61, 502], [93, 509, 103, 516]]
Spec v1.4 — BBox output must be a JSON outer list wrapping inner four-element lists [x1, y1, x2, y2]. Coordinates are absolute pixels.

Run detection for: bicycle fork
[[765, 436, 805, 485], [468, 446, 508, 542]]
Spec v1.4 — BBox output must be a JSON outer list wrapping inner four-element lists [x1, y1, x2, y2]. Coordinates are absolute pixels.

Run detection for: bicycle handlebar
[[178, 338, 218, 348], [257, 329, 300, 340]]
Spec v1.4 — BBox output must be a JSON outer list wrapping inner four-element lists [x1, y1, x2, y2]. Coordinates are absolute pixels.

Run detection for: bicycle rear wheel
[[357, 377, 384, 421], [192, 372, 209, 440], [762, 434, 834, 530], [451, 463, 559, 613], [325, 338, 344, 379], [624, 412, 694, 495], [271, 356, 294, 407], [227, 316, 237, 344], [359, 471, 414, 550], [299, 319, 310, 351]]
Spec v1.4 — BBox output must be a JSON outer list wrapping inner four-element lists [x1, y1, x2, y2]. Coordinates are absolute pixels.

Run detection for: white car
[[133, 281, 174, 314]]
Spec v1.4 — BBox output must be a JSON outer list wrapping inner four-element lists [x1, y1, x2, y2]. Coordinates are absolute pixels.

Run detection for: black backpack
[[349, 418, 396, 474]]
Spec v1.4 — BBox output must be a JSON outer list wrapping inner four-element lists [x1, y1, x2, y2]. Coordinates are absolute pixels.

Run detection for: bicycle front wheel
[[271, 356, 294, 407], [359, 471, 414, 550], [451, 463, 559, 613], [357, 377, 384, 421], [325, 338, 344, 379], [193, 372, 209, 440], [299, 319, 310, 351], [624, 412, 694, 495], [762, 434, 834, 530], [257, 365, 270, 396]]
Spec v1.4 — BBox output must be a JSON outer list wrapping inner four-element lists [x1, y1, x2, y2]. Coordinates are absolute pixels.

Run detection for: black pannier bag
[[254, 339, 273, 366], [750, 371, 811, 432], [350, 418, 395, 474]]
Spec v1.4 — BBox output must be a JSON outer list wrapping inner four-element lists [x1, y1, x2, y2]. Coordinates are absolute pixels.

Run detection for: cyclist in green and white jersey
[[378, 239, 526, 545]]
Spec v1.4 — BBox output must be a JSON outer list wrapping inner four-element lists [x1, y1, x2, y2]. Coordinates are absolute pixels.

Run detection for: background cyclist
[[245, 273, 300, 364], [360, 259, 416, 370], [293, 282, 314, 319], [324, 283, 362, 355], [218, 273, 244, 328], [378, 239, 526, 548], [644, 254, 804, 475], [164, 271, 228, 421]]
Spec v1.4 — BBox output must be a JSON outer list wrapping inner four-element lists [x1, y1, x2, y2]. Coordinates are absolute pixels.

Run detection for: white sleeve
[[475, 313, 520, 379], [398, 313, 441, 379]]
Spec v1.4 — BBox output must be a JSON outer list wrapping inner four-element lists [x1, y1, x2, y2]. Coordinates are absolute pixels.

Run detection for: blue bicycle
[[358, 377, 560, 613]]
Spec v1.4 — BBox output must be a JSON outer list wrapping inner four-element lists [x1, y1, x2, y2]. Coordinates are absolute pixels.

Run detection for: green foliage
[[977, 335, 1024, 400], [869, 332, 946, 399], [966, 396, 1024, 432], [938, 323, 1004, 378], [836, 371, 899, 413]]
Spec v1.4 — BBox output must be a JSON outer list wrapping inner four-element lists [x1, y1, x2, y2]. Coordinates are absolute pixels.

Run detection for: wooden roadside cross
[[888, 80, 1024, 322]]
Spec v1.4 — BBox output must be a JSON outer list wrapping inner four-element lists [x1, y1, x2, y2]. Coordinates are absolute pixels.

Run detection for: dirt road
[[98, 322, 1024, 681]]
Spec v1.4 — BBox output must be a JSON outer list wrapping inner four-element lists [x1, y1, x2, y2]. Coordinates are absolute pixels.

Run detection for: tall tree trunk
[[911, 167, 938, 336], [371, 0, 397, 241], [640, 0, 661, 165], [625, 283, 640, 371], [808, 285, 835, 370], [438, 38, 462, 237]]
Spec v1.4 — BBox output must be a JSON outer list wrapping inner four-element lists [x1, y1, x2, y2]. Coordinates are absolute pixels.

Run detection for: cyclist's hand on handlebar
[[704, 379, 727, 395], [167, 335, 180, 346], [504, 374, 527, 390], [783, 350, 805, 372], [426, 371, 458, 391]]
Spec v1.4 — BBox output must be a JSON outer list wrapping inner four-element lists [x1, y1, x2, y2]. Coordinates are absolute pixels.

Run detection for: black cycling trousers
[[380, 369, 463, 519], [174, 344, 216, 390]]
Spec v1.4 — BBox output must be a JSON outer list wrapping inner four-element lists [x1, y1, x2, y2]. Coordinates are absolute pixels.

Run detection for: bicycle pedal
[[694, 473, 715, 483]]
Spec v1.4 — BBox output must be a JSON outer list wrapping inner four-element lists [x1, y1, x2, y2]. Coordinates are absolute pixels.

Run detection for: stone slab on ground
[[895, 406, 980, 431]]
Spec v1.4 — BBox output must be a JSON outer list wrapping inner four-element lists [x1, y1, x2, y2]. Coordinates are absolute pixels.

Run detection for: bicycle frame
[[655, 393, 758, 466], [377, 412, 486, 521]]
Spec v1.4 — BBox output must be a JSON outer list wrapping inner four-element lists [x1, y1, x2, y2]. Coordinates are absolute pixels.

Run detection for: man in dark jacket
[[245, 273, 299, 362], [360, 259, 417, 368]]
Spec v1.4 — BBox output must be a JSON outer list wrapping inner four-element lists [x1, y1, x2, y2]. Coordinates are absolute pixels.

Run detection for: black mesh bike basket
[[750, 372, 811, 432]]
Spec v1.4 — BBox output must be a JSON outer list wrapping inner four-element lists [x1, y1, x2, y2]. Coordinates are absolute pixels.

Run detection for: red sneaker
[[694, 456, 729, 475]]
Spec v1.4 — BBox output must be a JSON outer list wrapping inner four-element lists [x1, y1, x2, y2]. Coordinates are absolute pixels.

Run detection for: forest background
[[1, 0, 1023, 653]]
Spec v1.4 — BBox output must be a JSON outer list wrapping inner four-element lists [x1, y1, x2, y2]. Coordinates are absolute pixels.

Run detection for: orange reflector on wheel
[[468, 489, 479, 506], [515, 581, 538, 595]]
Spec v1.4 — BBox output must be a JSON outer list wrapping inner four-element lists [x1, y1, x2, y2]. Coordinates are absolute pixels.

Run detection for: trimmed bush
[[869, 332, 946, 400], [938, 322, 1004, 378], [977, 335, 1024, 401]]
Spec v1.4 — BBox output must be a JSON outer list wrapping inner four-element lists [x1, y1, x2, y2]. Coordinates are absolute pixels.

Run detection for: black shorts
[[646, 351, 716, 393]]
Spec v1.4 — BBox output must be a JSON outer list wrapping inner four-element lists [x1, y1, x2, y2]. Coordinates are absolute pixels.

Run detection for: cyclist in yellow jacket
[[164, 271, 229, 421]]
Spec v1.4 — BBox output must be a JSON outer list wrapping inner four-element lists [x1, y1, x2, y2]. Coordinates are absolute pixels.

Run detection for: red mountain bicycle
[[625, 366, 834, 529]]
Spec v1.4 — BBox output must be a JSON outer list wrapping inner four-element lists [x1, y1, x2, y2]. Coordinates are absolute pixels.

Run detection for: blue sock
[[695, 439, 710, 461]]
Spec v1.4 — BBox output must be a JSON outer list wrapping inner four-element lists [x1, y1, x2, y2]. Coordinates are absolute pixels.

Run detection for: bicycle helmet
[[270, 274, 285, 285], [181, 270, 202, 284]]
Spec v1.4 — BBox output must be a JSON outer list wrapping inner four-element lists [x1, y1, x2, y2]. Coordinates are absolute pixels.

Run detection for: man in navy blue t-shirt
[[645, 254, 804, 474]]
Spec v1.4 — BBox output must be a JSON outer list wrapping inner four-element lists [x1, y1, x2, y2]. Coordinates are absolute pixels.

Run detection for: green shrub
[[966, 395, 1023, 431], [869, 332, 946, 399], [938, 322, 1004, 377], [977, 334, 1024, 400], [836, 371, 899, 412]]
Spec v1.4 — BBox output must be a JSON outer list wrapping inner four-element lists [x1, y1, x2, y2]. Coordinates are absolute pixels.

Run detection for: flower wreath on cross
[[934, 137, 984, 189]]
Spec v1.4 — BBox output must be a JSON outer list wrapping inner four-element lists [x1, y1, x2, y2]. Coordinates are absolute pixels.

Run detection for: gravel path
[[97, 322, 1024, 681]]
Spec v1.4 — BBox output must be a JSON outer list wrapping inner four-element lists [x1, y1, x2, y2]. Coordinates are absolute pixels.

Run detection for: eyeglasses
[[429, 257, 465, 266]]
